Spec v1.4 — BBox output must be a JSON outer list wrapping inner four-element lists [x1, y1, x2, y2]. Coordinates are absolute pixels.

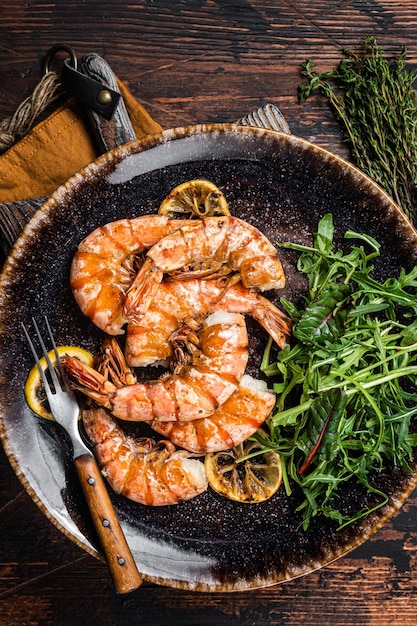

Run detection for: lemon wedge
[[24, 346, 93, 420], [205, 440, 282, 503], [159, 179, 230, 219]]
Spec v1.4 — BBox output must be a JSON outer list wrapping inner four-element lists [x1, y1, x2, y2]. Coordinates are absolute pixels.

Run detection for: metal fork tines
[[22, 317, 143, 593], [235, 103, 291, 134], [22, 317, 89, 458]]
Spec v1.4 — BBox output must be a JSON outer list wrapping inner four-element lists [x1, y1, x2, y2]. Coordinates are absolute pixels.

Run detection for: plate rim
[[2, 123, 417, 591]]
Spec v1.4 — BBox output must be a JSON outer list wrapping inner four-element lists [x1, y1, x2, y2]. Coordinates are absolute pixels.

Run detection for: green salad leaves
[[258, 214, 417, 529]]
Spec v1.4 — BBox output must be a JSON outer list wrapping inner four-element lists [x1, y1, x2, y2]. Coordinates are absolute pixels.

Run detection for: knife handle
[[75, 453, 143, 593]]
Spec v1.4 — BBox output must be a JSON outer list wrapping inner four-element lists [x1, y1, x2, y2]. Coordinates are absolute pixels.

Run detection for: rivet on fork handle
[[75, 453, 143, 594]]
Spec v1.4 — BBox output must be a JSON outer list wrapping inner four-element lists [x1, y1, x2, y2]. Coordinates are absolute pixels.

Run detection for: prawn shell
[[65, 311, 249, 423], [125, 278, 291, 367], [146, 216, 283, 283], [150, 375, 276, 454], [82, 407, 208, 506], [70, 215, 191, 335], [121, 216, 286, 321]]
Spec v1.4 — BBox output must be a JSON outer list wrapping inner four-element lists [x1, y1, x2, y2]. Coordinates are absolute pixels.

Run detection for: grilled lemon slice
[[158, 179, 230, 219], [205, 440, 282, 503], [24, 346, 93, 420]]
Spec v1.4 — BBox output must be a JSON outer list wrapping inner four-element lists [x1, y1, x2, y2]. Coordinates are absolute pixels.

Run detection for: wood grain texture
[[1, 1, 417, 624], [74, 454, 142, 594]]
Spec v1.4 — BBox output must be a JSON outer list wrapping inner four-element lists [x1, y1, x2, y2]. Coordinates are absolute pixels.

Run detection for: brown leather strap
[[78, 53, 137, 153]]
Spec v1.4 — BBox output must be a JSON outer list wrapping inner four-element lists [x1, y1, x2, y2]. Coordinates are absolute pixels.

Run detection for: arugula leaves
[[259, 214, 417, 530]]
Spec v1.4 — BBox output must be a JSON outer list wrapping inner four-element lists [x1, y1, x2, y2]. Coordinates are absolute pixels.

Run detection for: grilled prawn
[[64, 311, 248, 423], [125, 278, 291, 367], [148, 375, 275, 454], [70, 215, 191, 335], [124, 216, 286, 321], [82, 406, 207, 506]]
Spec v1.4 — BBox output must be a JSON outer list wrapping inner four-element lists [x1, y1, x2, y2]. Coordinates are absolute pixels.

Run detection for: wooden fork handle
[[74, 453, 143, 593]]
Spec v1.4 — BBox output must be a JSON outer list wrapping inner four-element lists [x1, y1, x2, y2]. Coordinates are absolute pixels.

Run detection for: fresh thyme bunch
[[299, 37, 417, 223]]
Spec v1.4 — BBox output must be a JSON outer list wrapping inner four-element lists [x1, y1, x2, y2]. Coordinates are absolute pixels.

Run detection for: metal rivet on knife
[[117, 557, 125, 566], [87, 476, 95, 485], [97, 89, 112, 105], [102, 519, 110, 527]]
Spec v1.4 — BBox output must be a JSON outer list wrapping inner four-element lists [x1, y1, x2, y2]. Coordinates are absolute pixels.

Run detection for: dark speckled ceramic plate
[[1, 124, 417, 591]]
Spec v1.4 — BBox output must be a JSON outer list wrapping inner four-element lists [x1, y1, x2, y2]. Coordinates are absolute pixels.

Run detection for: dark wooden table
[[1, 2, 417, 625]]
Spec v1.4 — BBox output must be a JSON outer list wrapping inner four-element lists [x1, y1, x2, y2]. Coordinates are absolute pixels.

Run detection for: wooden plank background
[[1, 2, 417, 624]]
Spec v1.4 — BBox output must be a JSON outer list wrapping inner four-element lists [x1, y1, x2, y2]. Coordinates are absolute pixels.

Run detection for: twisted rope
[[0, 71, 63, 154]]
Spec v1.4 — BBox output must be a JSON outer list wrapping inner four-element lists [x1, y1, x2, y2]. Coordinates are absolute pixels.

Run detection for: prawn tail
[[63, 354, 115, 408], [123, 257, 163, 322], [72, 386, 114, 409], [252, 296, 292, 349]]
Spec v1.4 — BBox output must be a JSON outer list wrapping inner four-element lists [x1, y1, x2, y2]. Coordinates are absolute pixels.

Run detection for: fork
[[22, 317, 143, 594], [235, 103, 291, 134]]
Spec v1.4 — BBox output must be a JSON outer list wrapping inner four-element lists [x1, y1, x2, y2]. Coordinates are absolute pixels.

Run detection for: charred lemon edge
[[24, 346, 93, 421], [204, 441, 282, 504], [158, 179, 230, 218]]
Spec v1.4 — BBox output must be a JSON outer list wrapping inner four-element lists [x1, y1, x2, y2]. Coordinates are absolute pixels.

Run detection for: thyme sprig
[[298, 37, 417, 221], [257, 214, 417, 530]]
